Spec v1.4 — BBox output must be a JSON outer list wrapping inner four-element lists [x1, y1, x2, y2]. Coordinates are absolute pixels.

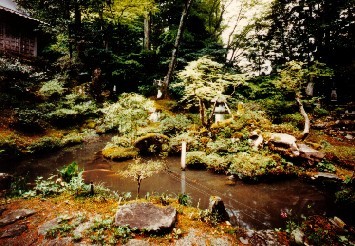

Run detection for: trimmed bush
[[186, 151, 207, 169], [38, 79, 65, 99], [169, 132, 201, 154], [228, 152, 278, 181], [205, 153, 230, 173], [159, 114, 192, 136], [12, 109, 47, 133], [27, 137, 62, 154]]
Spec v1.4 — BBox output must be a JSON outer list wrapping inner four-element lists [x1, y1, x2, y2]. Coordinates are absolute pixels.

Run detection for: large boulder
[[268, 133, 299, 157], [208, 196, 229, 222], [114, 202, 176, 232]]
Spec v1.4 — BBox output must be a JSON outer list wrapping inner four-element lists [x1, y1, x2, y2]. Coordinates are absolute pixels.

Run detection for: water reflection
[[0, 136, 331, 230]]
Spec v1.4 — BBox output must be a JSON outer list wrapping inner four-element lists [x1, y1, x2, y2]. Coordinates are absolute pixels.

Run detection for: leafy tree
[[259, 0, 355, 101], [273, 60, 333, 140], [120, 158, 164, 198], [176, 56, 245, 128]]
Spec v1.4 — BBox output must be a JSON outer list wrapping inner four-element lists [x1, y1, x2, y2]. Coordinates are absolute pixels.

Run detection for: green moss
[[102, 146, 139, 161]]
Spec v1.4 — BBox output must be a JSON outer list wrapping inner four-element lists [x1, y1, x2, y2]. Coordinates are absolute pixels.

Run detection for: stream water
[[1, 134, 335, 230]]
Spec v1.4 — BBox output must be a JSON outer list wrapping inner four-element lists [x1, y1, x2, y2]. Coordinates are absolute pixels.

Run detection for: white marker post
[[181, 141, 187, 171]]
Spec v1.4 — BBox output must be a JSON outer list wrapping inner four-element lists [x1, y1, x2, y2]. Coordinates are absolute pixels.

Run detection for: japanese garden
[[0, 0, 354, 245]]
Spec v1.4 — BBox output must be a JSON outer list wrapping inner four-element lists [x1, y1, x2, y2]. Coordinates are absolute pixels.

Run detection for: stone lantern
[[211, 96, 230, 123]]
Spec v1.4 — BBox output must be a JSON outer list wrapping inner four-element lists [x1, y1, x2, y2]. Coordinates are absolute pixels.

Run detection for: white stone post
[[181, 141, 187, 171]]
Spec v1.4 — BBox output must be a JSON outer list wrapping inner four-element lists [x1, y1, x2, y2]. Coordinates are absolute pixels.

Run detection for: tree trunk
[[199, 98, 207, 127], [160, 0, 193, 99], [144, 12, 151, 51], [74, 0, 82, 57], [137, 179, 141, 198], [296, 96, 310, 140]]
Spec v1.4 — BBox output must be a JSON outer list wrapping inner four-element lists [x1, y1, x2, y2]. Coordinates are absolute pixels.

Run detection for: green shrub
[[13, 109, 47, 133], [100, 93, 153, 133], [281, 113, 304, 129], [178, 193, 192, 206], [259, 96, 296, 122], [27, 137, 62, 154], [49, 108, 80, 127], [110, 136, 132, 148], [228, 152, 278, 181], [33, 175, 66, 197], [206, 138, 250, 154], [0, 57, 32, 83], [0, 136, 22, 160], [313, 107, 329, 117], [38, 79, 66, 99], [169, 132, 201, 154], [206, 138, 234, 153], [47, 93, 98, 127], [159, 114, 192, 136], [316, 160, 336, 173], [271, 123, 298, 134], [205, 153, 230, 173], [59, 162, 80, 183], [186, 151, 207, 169]]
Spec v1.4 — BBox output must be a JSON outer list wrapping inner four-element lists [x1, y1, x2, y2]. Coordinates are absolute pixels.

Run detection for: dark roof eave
[[0, 6, 47, 25]]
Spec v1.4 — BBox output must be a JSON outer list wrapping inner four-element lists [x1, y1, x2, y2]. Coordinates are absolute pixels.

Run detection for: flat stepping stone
[[0, 209, 36, 227], [114, 202, 176, 232]]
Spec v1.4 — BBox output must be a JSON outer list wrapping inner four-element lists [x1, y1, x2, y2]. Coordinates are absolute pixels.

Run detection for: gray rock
[[38, 218, 59, 236], [114, 202, 176, 232], [249, 130, 263, 150], [0, 209, 36, 227], [208, 196, 229, 222], [298, 143, 325, 164], [314, 172, 341, 181], [268, 133, 299, 157], [0, 224, 27, 238]]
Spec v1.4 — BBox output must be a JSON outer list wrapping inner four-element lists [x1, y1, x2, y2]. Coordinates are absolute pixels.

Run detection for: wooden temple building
[[0, 0, 41, 58]]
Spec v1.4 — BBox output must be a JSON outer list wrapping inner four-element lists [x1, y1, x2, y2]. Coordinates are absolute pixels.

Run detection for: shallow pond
[[0, 135, 335, 230]]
